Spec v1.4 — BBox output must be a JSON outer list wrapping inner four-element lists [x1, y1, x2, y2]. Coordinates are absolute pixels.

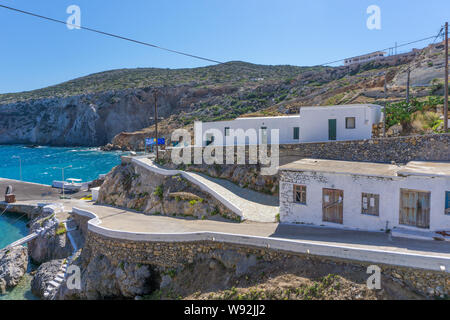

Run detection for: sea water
[[0, 211, 36, 300], [0, 145, 124, 186], [0, 145, 124, 300]]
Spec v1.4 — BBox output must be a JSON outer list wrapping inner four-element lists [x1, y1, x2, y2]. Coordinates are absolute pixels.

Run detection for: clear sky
[[0, 0, 448, 93]]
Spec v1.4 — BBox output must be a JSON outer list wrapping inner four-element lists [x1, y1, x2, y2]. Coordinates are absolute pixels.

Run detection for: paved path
[[3, 176, 450, 270], [0, 178, 89, 201], [134, 157, 279, 222], [184, 172, 278, 222], [73, 201, 450, 259]]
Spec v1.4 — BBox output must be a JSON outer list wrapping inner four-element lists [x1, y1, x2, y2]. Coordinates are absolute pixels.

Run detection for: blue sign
[[145, 138, 165, 146], [145, 138, 155, 146]]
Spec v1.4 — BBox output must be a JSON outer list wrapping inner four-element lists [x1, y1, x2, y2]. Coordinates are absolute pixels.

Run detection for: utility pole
[[406, 67, 411, 104], [445, 22, 449, 132], [53, 165, 72, 199], [154, 91, 159, 161], [383, 72, 388, 137]]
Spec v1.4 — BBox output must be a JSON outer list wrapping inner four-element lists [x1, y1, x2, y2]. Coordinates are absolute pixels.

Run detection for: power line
[[320, 34, 440, 66], [0, 4, 224, 65], [0, 4, 446, 73], [430, 26, 444, 45]]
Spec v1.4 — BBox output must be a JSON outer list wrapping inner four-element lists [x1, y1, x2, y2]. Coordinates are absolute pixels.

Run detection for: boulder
[[31, 259, 64, 298], [0, 246, 28, 294], [28, 215, 72, 264]]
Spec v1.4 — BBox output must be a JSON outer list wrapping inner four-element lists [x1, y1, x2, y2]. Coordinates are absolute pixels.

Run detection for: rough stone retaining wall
[[84, 231, 449, 298], [0, 202, 44, 219], [163, 133, 450, 165], [278, 133, 450, 164], [72, 207, 450, 273]]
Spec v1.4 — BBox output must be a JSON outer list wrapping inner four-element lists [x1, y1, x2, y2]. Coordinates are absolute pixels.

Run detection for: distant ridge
[[0, 61, 324, 104]]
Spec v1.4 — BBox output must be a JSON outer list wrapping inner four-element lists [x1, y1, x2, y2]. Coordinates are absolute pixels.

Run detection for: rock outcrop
[[98, 162, 239, 221], [0, 246, 28, 294], [28, 214, 73, 264], [31, 259, 64, 298], [0, 86, 190, 147], [57, 251, 156, 300]]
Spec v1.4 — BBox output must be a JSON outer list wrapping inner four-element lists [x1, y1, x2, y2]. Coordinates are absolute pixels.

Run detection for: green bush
[[154, 185, 164, 200]]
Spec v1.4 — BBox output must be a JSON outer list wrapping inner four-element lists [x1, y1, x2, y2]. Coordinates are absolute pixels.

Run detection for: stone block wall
[[84, 231, 449, 298], [163, 133, 450, 166]]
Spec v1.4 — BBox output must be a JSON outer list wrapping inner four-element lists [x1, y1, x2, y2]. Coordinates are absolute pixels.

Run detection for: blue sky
[[0, 0, 448, 93]]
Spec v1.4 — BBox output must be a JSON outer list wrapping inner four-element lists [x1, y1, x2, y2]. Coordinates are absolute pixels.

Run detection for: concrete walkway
[[0, 178, 89, 201], [3, 177, 450, 271], [73, 201, 450, 259], [133, 157, 279, 222]]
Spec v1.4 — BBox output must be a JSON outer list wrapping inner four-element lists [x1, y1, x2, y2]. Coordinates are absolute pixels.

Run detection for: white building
[[279, 159, 450, 236], [344, 51, 386, 66], [194, 104, 383, 147]]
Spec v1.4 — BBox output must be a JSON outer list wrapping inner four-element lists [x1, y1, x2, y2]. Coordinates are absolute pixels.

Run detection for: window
[[346, 117, 356, 129], [293, 127, 300, 140], [293, 185, 307, 204], [362, 193, 379, 216], [446, 191, 450, 215], [224, 127, 230, 137], [205, 133, 214, 146]]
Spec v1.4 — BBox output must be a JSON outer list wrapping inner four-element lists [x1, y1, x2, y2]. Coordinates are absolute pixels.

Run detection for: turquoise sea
[[0, 145, 124, 186], [0, 145, 125, 300]]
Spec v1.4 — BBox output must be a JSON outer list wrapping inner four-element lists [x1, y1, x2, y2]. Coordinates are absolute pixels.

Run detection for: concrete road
[[74, 201, 450, 258], [2, 178, 450, 261], [0, 178, 90, 201]]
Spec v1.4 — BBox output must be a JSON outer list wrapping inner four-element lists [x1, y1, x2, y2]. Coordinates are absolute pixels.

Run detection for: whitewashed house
[[194, 104, 382, 146], [279, 159, 450, 237]]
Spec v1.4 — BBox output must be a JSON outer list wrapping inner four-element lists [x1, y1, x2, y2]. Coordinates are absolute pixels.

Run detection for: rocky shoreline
[[0, 246, 28, 294]]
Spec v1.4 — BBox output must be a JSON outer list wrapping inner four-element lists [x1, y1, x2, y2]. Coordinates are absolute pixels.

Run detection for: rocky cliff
[[2, 43, 444, 148], [0, 87, 191, 147], [0, 246, 28, 294], [28, 213, 73, 264]]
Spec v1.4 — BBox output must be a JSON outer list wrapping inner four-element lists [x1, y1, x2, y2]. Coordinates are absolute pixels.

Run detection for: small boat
[[52, 178, 88, 192], [25, 144, 40, 148], [64, 178, 83, 192]]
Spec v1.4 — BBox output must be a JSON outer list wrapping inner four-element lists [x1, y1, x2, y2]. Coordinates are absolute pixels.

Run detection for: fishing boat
[[52, 178, 88, 192]]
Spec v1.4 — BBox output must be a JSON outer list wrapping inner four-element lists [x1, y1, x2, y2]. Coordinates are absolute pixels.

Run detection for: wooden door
[[399, 189, 430, 229], [322, 188, 344, 224], [328, 119, 337, 140]]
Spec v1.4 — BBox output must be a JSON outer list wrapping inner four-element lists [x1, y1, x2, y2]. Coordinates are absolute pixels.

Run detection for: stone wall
[[278, 133, 450, 164], [84, 231, 449, 298], [163, 133, 450, 165], [158, 134, 449, 196]]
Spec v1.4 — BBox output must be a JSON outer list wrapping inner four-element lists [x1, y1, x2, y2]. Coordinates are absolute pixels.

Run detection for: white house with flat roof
[[279, 159, 450, 238], [194, 104, 382, 146]]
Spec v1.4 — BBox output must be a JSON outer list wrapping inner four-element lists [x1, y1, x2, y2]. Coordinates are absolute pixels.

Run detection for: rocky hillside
[[0, 42, 447, 148]]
